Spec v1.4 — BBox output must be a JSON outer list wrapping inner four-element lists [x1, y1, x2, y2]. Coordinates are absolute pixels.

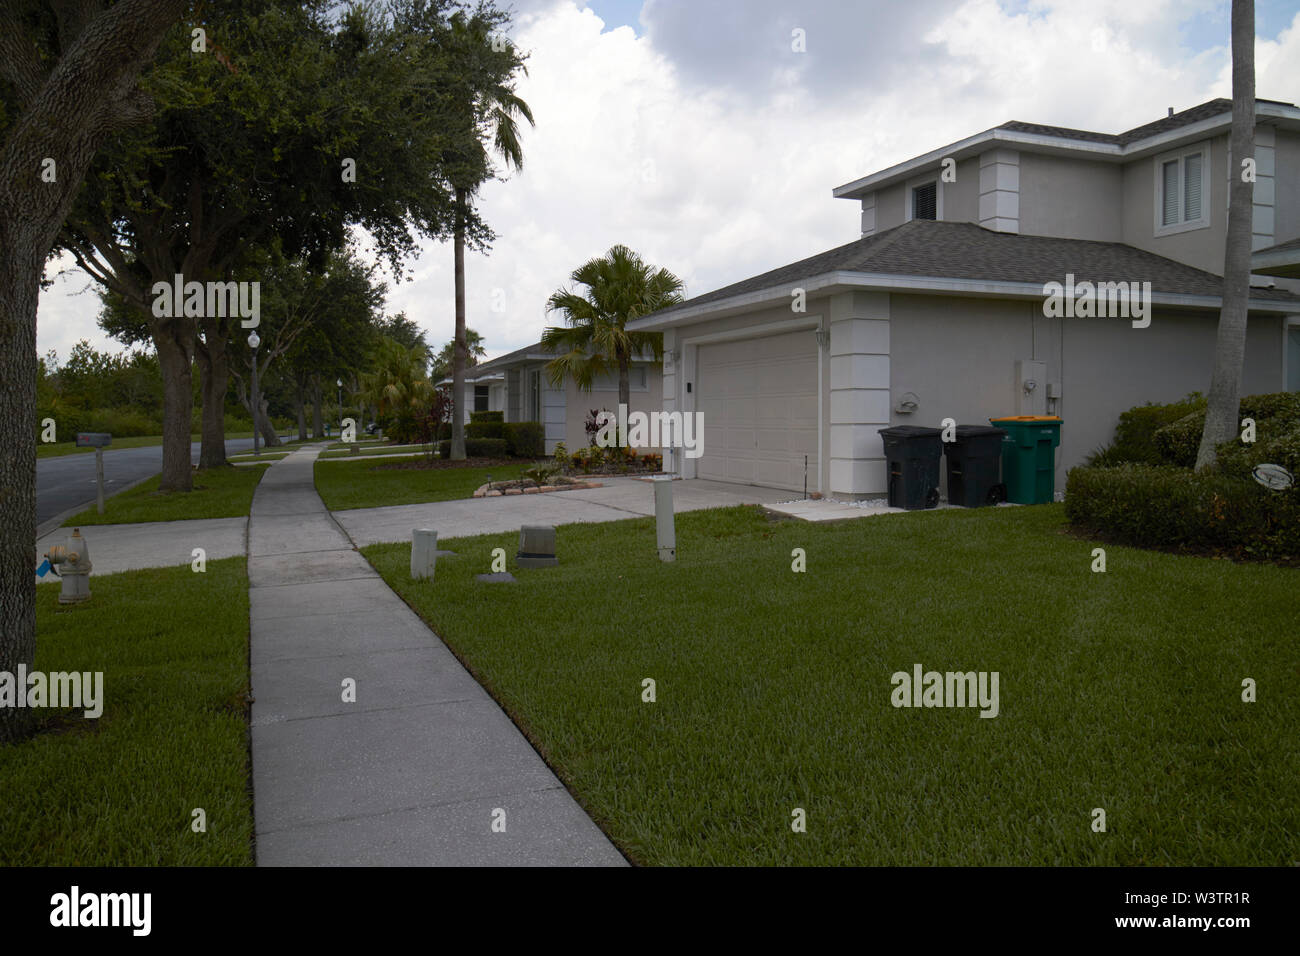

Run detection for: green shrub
[[504, 421, 544, 458], [469, 410, 504, 423], [1065, 464, 1300, 561], [435, 438, 509, 458], [466, 420, 506, 440], [1153, 391, 1300, 468], [1098, 393, 1206, 465]]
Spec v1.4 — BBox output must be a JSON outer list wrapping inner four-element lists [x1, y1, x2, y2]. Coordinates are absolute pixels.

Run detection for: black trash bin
[[945, 425, 1008, 507], [878, 425, 943, 510]]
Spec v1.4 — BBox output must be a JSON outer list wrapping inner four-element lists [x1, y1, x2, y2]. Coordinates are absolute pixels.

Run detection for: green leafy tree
[[359, 336, 435, 441], [542, 245, 681, 441], [435, 7, 534, 459], [61, 0, 483, 484], [0, 0, 184, 743], [431, 327, 485, 381]]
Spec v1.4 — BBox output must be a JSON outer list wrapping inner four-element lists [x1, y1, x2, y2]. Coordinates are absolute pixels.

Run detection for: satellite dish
[[1251, 463, 1294, 490]]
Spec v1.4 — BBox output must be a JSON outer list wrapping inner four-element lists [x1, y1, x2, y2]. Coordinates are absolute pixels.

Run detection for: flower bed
[[472, 476, 601, 498]]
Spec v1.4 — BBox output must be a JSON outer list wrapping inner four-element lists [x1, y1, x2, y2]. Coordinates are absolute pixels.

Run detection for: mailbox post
[[76, 433, 112, 514]]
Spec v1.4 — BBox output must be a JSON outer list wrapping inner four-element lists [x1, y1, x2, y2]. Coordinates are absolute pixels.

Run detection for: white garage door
[[695, 330, 818, 491]]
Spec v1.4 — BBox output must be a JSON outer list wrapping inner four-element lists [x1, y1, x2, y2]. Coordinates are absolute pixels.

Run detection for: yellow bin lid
[[990, 415, 1062, 422]]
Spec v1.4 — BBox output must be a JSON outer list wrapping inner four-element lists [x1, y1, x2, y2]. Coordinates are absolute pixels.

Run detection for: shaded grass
[[64, 464, 269, 525], [363, 503, 1299, 866], [315, 458, 528, 511], [0, 558, 253, 865]]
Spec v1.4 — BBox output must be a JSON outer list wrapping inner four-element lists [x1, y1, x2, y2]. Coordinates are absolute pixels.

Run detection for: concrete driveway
[[333, 476, 785, 547]]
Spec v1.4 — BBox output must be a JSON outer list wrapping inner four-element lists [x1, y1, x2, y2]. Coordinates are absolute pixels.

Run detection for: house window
[[473, 384, 490, 412], [1155, 142, 1209, 234], [912, 181, 938, 221], [591, 366, 648, 391]]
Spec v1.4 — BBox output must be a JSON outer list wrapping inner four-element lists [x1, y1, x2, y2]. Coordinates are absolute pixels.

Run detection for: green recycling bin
[[989, 416, 1062, 504]]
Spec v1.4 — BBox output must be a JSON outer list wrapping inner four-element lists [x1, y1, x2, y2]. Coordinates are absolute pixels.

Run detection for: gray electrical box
[[75, 432, 112, 447]]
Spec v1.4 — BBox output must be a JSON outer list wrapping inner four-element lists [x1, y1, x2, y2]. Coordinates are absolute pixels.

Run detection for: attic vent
[[912, 181, 937, 221]]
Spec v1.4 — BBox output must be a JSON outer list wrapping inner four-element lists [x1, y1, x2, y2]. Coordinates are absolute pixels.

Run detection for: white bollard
[[653, 477, 675, 562], [411, 528, 438, 580]]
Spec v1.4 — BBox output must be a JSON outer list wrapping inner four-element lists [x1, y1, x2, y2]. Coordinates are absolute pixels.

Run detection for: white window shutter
[[1162, 160, 1180, 225], [1183, 152, 1202, 221]]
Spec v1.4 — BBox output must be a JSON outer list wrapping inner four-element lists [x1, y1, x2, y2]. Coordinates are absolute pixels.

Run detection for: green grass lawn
[[315, 458, 530, 511], [64, 464, 270, 525], [362, 504, 1299, 866], [318, 443, 433, 459], [0, 558, 253, 865]]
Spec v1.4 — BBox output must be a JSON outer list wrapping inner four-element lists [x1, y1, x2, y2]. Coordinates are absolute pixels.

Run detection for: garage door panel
[[696, 330, 818, 492]]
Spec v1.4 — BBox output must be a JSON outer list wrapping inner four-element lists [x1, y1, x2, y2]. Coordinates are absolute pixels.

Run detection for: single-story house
[[449, 340, 664, 453]]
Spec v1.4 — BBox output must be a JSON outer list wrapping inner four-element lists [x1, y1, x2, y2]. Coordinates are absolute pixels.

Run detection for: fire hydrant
[[45, 528, 93, 604]]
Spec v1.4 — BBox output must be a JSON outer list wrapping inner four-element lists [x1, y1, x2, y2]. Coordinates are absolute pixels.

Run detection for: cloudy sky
[[36, 0, 1300, 364]]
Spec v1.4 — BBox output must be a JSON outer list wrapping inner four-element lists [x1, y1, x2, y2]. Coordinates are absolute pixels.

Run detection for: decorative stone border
[[472, 481, 602, 498]]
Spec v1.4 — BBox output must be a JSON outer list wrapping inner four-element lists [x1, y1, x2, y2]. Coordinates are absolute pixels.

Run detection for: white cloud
[[38, 0, 1300, 366]]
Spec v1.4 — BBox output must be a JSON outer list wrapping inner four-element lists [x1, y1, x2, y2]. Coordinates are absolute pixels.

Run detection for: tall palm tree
[[1196, 0, 1254, 470], [360, 336, 435, 427], [445, 13, 533, 460], [542, 245, 684, 445]]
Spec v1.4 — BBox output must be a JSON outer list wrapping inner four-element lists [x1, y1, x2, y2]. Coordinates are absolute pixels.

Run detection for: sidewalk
[[248, 443, 626, 866]]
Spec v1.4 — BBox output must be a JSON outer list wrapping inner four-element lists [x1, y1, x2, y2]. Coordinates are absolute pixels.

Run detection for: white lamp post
[[249, 330, 261, 456], [337, 377, 343, 432]]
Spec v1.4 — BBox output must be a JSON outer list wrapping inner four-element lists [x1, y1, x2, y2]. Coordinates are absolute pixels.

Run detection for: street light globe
[[336, 378, 342, 387], [247, 331, 261, 349]]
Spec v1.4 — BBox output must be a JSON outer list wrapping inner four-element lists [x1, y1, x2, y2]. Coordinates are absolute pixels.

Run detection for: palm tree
[[359, 337, 435, 438], [542, 245, 684, 445], [445, 12, 534, 460], [1196, 0, 1255, 470]]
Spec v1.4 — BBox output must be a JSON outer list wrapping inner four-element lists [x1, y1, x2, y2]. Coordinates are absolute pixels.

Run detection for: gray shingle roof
[[644, 219, 1300, 320], [1000, 98, 1281, 148]]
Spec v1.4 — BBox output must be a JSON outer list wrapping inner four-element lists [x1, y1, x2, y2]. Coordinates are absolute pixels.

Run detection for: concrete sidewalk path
[[248, 443, 626, 866]]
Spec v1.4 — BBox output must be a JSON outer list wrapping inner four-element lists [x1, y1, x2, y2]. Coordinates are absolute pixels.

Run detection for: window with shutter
[[1155, 142, 1209, 234], [1183, 152, 1202, 221], [912, 181, 937, 220], [1162, 160, 1180, 225]]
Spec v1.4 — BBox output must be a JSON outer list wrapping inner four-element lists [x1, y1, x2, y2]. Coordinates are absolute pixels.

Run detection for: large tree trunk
[[255, 393, 281, 447], [619, 353, 631, 448], [451, 186, 468, 460], [0, 0, 185, 743], [0, 232, 41, 744], [195, 319, 229, 468], [154, 323, 195, 491], [312, 380, 324, 437], [295, 382, 308, 440], [1196, 0, 1255, 471]]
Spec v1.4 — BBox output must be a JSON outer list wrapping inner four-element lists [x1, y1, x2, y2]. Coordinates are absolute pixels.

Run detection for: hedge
[[469, 410, 504, 423], [504, 421, 544, 458], [466, 420, 506, 440], [1093, 393, 1205, 465], [1065, 464, 1300, 562], [1153, 391, 1300, 467], [436, 438, 509, 458]]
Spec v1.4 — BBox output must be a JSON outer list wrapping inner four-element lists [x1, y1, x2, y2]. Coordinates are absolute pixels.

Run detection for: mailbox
[[75, 432, 112, 447]]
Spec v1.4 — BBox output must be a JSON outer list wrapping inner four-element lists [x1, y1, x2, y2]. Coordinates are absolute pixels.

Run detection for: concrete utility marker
[[248, 443, 625, 866]]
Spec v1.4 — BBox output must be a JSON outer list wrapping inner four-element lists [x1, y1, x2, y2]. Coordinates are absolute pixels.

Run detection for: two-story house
[[629, 98, 1300, 498]]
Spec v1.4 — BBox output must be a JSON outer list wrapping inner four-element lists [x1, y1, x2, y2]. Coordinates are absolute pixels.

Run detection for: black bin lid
[[953, 425, 1007, 438], [878, 425, 943, 438]]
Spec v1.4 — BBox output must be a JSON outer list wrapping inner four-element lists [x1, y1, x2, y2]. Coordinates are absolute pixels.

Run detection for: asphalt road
[[36, 436, 283, 527]]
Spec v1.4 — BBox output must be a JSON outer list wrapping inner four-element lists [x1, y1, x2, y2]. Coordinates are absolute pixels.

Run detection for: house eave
[[628, 271, 1300, 330]]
